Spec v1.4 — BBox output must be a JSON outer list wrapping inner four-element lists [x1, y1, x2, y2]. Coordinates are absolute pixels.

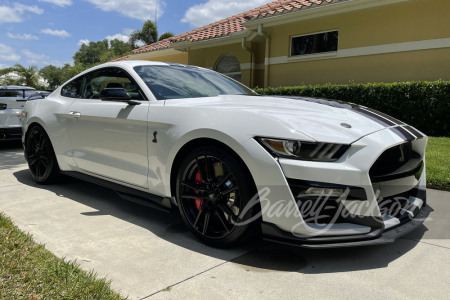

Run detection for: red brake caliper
[[194, 171, 204, 211]]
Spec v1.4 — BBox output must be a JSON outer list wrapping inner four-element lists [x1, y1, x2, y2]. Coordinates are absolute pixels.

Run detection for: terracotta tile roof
[[245, 0, 339, 21], [131, 38, 174, 54], [132, 0, 343, 54], [110, 55, 129, 62]]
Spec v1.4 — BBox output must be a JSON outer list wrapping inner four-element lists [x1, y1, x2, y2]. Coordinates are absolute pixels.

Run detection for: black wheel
[[176, 146, 260, 247], [25, 126, 60, 184]]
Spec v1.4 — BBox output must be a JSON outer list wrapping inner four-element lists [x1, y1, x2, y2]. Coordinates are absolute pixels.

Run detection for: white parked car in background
[[0, 85, 35, 140], [21, 61, 432, 247]]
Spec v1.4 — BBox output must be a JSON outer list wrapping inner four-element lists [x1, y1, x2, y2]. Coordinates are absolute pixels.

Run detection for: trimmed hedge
[[254, 80, 450, 137]]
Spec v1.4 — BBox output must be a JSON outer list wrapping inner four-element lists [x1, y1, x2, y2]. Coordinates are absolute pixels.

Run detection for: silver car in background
[[0, 85, 36, 140]]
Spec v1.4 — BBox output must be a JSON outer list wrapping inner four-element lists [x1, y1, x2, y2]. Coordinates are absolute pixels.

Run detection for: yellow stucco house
[[126, 0, 450, 88]]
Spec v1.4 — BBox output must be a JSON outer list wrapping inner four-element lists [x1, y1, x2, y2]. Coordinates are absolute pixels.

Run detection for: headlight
[[257, 137, 349, 162]]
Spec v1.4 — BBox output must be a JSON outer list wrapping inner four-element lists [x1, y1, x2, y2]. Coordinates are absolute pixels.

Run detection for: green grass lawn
[[426, 137, 450, 191], [0, 213, 125, 299]]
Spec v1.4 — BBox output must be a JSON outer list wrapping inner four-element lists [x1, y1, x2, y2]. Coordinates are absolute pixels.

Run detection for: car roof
[[0, 85, 36, 90], [58, 60, 211, 89], [89, 60, 206, 71]]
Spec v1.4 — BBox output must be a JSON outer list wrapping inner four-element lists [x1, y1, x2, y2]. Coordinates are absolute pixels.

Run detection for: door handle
[[68, 111, 81, 118]]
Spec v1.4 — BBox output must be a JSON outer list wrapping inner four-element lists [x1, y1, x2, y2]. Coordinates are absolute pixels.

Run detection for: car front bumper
[[261, 204, 433, 248], [243, 125, 431, 248]]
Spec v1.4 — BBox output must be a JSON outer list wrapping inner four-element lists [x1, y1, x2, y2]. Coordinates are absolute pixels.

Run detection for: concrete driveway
[[1, 140, 449, 299]]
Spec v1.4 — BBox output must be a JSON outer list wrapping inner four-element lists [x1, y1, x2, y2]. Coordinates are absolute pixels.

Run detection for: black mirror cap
[[100, 88, 131, 101]]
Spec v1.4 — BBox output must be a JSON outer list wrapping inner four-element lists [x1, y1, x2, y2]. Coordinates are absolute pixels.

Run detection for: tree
[[73, 40, 109, 67], [99, 39, 133, 62], [158, 32, 174, 41], [0, 64, 42, 87], [39, 65, 63, 90], [60, 64, 86, 83], [129, 20, 174, 48], [12, 64, 39, 87], [73, 39, 132, 68], [39, 64, 86, 89], [0, 67, 16, 86]]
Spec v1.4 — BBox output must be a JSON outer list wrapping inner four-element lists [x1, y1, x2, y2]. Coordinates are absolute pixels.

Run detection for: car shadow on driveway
[[13, 168, 427, 275]]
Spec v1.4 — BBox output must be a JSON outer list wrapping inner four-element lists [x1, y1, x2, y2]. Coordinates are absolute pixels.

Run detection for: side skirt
[[61, 171, 174, 213]]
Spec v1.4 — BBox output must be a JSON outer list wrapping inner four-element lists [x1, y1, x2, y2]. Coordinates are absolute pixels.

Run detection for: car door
[[65, 67, 150, 188]]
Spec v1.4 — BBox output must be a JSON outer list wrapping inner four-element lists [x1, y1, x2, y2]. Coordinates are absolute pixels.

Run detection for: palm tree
[[0, 67, 14, 84], [129, 20, 174, 48], [0, 64, 40, 87], [12, 64, 39, 87]]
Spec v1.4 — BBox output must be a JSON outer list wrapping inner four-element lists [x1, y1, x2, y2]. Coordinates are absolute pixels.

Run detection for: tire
[[176, 146, 260, 247], [25, 126, 60, 184]]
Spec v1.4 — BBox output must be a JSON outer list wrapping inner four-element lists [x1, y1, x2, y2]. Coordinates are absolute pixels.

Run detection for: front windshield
[[134, 64, 257, 100]]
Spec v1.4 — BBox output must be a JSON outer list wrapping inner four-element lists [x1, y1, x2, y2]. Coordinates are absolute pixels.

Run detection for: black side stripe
[[404, 125, 425, 138], [390, 126, 415, 141], [353, 107, 396, 127]]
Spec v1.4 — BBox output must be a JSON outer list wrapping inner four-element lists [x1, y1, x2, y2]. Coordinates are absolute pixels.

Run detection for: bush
[[255, 80, 450, 137]]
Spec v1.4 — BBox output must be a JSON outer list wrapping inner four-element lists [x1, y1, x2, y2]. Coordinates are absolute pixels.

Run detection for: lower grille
[[287, 179, 367, 225]]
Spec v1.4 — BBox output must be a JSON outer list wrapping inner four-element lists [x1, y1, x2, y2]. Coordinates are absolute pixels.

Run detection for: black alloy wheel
[[25, 126, 59, 184], [176, 146, 259, 247]]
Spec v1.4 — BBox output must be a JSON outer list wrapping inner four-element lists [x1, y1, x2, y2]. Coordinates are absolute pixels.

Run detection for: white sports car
[[21, 61, 432, 247]]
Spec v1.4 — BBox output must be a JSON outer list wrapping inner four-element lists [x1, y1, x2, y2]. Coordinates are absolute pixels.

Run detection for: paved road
[[1, 140, 449, 299]]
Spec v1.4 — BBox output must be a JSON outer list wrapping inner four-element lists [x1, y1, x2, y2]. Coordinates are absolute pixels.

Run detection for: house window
[[215, 54, 242, 82], [291, 31, 338, 56]]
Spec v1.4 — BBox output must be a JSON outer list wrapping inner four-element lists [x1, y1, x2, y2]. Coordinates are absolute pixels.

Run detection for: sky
[[0, 0, 272, 69]]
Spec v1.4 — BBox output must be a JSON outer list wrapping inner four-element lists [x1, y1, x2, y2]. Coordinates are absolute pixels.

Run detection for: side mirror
[[100, 87, 131, 101]]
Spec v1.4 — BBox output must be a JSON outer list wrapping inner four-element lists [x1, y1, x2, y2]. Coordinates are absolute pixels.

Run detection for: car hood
[[165, 95, 398, 144]]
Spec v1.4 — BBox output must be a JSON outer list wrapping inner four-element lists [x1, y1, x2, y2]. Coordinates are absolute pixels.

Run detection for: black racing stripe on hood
[[277, 96, 398, 127], [276, 96, 354, 109], [404, 125, 425, 138], [390, 126, 415, 141], [362, 107, 405, 125], [353, 107, 396, 127]]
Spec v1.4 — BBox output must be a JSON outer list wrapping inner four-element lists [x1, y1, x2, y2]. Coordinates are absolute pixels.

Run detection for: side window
[[61, 77, 84, 98], [82, 67, 145, 101], [0, 90, 18, 97]]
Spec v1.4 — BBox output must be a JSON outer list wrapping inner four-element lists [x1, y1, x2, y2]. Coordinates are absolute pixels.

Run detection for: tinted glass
[[0, 89, 35, 99], [134, 65, 256, 100], [61, 77, 83, 98], [24, 90, 37, 98], [82, 67, 144, 100], [291, 31, 338, 56], [0, 90, 21, 98]]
